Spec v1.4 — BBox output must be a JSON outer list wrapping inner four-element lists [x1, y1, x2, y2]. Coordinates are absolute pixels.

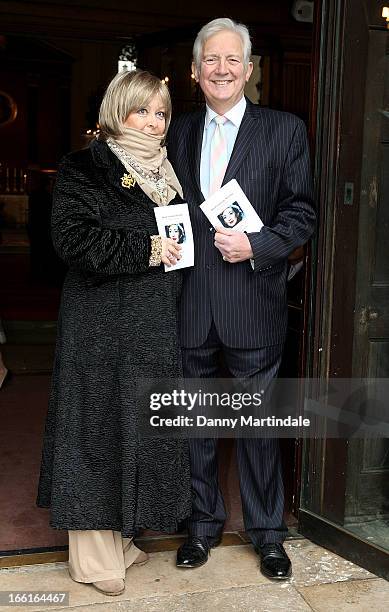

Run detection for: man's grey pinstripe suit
[[168, 98, 315, 545]]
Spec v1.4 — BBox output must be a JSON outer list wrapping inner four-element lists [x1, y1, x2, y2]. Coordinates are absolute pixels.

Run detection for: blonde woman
[[37, 70, 191, 596]]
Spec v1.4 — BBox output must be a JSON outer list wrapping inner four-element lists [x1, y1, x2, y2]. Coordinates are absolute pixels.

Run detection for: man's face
[[193, 30, 253, 112]]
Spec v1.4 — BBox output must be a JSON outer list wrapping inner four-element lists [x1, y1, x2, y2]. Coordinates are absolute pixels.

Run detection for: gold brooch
[[121, 173, 136, 189]]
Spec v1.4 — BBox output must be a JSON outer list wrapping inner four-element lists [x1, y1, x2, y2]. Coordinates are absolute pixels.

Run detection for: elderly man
[[168, 17, 315, 580]]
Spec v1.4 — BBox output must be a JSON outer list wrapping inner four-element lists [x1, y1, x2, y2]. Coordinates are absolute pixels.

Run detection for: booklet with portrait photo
[[154, 203, 194, 272], [200, 179, 263, 233]]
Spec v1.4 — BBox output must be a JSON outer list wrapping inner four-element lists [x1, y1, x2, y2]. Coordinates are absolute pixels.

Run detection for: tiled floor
[[0, 539, 388, 612]]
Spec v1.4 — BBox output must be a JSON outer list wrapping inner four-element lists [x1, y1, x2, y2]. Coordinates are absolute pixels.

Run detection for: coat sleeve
[[247, 119, 316, 273], [51, 158, 151, 276]]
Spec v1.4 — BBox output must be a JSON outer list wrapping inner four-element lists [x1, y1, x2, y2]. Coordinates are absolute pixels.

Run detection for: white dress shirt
[[200, 96, 247, 198], [200, 97, 263, 271]]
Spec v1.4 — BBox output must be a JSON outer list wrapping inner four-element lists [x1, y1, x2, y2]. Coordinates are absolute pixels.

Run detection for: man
[[168, 17, 315, 580]]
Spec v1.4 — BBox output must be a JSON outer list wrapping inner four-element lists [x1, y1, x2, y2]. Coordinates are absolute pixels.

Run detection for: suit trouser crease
[[68, 530, 143, 583], [183, 321, 288, 546]]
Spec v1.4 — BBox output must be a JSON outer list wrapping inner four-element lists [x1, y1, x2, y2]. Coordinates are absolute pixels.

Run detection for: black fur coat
[[36, 138, 191, 535]]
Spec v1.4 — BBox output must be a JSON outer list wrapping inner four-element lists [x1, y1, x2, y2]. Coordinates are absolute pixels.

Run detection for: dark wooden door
[[299, 0, 389, 579], [345, 26, 389, 523]]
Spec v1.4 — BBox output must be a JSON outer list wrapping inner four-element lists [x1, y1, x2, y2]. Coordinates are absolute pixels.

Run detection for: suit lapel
[[186, 109, 206, 201], [222, 100, 263, 185]]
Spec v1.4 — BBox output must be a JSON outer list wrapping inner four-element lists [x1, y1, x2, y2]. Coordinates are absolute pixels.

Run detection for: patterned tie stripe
[[209, 115, 228, 195]]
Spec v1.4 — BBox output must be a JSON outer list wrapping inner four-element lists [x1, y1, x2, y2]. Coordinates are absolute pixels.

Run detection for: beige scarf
[[107, 127, 183, 205]]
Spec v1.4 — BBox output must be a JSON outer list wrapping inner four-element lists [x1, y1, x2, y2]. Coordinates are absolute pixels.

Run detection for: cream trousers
[[68, 530, 145, 583]]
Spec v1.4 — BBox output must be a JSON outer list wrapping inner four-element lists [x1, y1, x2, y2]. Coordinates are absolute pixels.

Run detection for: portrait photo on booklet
[[165, 222, 186, 244], [200, 179, 263, 233], [154, 203, 194, 271], [217, 202, 244, 228]]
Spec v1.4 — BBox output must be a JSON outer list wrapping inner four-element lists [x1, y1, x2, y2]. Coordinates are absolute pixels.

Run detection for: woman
[[166, 223, 185, 244], [37, 70, 191, 596], [218, 204, 243, 228]]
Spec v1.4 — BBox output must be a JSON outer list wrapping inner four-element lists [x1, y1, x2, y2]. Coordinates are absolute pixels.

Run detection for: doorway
[[299, 0, 389, 580], [0, 2, 315, 560]]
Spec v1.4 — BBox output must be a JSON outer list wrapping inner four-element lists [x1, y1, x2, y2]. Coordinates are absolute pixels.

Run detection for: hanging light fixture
[[382, 7, 389, 28], [118, 40, 138, 73]]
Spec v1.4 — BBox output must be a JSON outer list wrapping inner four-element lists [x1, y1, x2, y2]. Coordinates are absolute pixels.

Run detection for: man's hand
[[214, 226, 253, 263]]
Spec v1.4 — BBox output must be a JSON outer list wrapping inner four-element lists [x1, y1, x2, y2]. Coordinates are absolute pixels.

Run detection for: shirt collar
[[205, 96, 247, 129]]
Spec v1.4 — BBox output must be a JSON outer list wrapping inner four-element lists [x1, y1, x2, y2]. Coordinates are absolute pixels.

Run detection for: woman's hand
[[161, 237, 182, 267]]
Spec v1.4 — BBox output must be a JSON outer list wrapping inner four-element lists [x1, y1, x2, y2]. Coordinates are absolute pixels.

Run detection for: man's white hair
[[193, 18, 252, 72]]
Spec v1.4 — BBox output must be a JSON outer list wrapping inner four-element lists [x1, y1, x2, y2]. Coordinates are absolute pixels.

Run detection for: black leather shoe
[[256, 543, 292, 580], [176, 535, 222, 568]]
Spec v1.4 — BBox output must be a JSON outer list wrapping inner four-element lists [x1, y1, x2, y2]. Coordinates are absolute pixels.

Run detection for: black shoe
[[176, 535, 222, 568], [256, 543, 292, 580]]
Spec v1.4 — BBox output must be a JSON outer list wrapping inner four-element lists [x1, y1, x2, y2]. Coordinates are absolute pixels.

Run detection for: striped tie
[[209, 115, 228, 195]]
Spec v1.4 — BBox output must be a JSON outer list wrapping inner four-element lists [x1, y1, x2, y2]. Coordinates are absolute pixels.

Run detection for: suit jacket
[[168, 99, 316, 349]]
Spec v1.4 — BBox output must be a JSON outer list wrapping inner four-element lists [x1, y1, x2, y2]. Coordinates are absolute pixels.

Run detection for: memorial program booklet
[[199, 179, 263, 233], [154, 203, 194, 272]]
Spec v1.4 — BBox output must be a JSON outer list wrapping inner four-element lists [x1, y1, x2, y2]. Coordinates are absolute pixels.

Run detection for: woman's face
[[168, 224, 180, 241], [124, 93, 166, 136], [222, 207, 238, 227]]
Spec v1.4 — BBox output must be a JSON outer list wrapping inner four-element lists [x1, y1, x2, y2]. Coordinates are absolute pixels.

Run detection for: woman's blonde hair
[[99, 70, 172, 139]]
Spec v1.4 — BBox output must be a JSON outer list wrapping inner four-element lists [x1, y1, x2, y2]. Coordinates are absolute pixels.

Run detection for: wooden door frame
[[289, 0, 324, 517], [299, 0, 389, 580]]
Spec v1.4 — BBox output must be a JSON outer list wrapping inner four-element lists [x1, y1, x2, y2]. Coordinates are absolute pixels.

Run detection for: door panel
[[299, 0, 389, 580], [347, 26, 389, 523]]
